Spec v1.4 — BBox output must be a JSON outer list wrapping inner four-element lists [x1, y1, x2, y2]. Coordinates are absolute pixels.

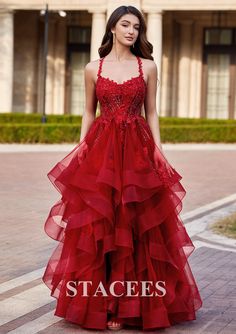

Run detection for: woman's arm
[[144, 60, 162, 151], [79, 62, 98, 143], [144, 60, 174, 175]]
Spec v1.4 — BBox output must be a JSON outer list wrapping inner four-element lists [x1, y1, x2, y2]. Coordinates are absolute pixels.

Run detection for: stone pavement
[[0, 143, 236, 334]]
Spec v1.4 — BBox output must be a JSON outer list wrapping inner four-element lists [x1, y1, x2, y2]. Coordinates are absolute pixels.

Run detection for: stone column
[[89, 10, 106, 61], [146, 11, 163, 116], [46, 17, 66, 115], [177, 19, 193, 118], [189, 22, 203, 118], [0, 10, 14, 113], [37, 16, 66, 115]]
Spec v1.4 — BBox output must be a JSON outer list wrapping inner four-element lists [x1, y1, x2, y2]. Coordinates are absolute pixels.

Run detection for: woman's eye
[[122, 25, 139, 30]]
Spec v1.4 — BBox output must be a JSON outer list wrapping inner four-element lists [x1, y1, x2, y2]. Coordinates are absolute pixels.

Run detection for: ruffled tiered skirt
[[42, 114, 202, 330]]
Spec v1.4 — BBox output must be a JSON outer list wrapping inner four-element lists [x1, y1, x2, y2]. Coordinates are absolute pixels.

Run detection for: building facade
[[0, 0, 236, 119]]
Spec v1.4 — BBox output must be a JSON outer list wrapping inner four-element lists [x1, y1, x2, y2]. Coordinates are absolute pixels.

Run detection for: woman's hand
[[77, 139, 89, 162], [153, 145, 175, 177], [79, 139, 88, 150]]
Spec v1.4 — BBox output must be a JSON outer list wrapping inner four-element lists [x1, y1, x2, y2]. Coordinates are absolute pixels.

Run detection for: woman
[[42, 5, 203, 331]]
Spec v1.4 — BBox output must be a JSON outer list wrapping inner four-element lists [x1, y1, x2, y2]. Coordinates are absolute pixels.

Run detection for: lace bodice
[[96, 55, 146, 122]]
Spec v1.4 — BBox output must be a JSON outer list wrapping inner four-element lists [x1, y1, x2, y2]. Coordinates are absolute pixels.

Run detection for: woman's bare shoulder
[[140, 57, 157, 71], [84, 59, 100, 72], [139, 57, 157, 82], [84, 59, 101, 82]]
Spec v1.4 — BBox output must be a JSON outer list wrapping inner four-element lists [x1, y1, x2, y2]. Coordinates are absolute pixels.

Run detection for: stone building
[[0, 0, 236, 119]]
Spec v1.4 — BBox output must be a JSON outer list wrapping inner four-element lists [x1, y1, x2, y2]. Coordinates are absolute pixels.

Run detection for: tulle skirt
[[42, 114, 203, 330]]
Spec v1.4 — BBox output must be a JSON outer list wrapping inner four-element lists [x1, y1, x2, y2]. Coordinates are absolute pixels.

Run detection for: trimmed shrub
[[0, 113, 235, 143]]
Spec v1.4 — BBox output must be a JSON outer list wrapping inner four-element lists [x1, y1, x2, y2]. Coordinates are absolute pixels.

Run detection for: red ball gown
[[42, 55, 203, 330]]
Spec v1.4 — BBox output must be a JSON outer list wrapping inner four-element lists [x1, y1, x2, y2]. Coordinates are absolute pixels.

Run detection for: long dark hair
[[98, 6, 153, 60]]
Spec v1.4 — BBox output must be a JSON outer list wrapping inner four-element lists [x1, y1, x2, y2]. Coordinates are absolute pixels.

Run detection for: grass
[[210, 211, 236, 239]]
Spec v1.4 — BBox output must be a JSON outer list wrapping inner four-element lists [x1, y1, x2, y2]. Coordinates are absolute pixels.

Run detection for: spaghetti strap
[[136, 56, 144, 79], [97, 57, 105, 77]]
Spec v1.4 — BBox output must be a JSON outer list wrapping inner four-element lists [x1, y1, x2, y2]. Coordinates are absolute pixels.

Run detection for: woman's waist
[[99, 110, 143, 122]]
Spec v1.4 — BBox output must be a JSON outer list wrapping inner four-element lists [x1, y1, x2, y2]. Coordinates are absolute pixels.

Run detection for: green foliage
[[0, 113, 235, 143], [161, 125, 236, 143], [210, 211, 236, 239], [0, 124, 81, 143], [0, 112, 82, 124]]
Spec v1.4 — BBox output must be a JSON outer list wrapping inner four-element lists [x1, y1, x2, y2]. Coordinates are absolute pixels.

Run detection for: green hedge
[[0, 113, 83, 124], [0, 123, 235, 143], [1, 112, 236, 126], [0, 112, 235, 143], [162, 124, 236, 143], [0, 124, 81, 143]]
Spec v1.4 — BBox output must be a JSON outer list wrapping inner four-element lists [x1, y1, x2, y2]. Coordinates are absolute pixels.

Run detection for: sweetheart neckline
[[97, 75, 147, 88]]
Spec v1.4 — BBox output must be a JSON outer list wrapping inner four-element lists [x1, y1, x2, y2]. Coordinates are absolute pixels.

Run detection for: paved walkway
[[0, 143, 236, 333]]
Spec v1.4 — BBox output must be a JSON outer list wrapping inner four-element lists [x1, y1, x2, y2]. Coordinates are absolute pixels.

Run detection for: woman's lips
[[125, 37, 133, 41]]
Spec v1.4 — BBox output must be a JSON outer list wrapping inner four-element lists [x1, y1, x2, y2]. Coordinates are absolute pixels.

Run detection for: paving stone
[[1, 146, 236, 333]]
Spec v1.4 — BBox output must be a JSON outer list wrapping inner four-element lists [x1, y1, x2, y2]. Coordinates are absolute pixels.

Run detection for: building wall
[[0, 1, 236, 119], [162, 10, 236, 119]]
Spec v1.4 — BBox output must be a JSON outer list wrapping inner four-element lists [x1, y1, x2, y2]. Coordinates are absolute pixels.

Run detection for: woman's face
[[112, 13, 140, 46]]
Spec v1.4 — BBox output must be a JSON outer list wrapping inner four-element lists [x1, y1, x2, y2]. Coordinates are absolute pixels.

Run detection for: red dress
[[42, 55, 203, 330]]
